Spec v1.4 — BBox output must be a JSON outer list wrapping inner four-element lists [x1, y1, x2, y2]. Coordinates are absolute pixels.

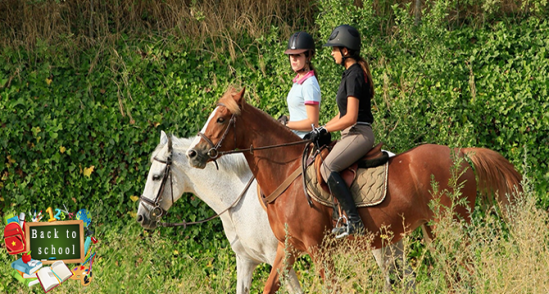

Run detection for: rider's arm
[[324, 97, 359, 132], [286, 103, 319, 131]]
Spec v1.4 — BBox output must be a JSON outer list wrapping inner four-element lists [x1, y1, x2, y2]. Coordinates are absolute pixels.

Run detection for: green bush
[[1, 0, 548, 253], [315, 1, 548, 203], [1, 1, 548, 292]]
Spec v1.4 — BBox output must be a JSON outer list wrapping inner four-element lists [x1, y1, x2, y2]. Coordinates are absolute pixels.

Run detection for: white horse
[[136, 131, 302, 294]]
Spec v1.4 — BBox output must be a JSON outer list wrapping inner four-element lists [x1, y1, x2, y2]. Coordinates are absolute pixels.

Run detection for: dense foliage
[[0, 0, 548, 292]]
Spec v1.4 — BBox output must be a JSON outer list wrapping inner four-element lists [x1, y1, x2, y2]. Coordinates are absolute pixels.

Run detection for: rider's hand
[[277, 115, 289, 126], [304, 126, 328, 146]]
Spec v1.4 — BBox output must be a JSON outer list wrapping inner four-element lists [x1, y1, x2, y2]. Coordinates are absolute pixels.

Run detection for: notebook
[[11, 257, 42, 275], [16, 269, 37, 279], [36, 261, 73, 293], [11, 269, 39, 288]]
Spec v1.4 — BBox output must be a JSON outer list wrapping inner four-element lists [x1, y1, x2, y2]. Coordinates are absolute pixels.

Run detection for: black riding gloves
[[277, 115, 289, 126], [304, 126, 328, 146]]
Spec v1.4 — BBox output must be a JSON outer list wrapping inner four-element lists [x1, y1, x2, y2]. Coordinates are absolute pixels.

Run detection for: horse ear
[[160, 130, 168, 145], [234, 87, 246, 105]]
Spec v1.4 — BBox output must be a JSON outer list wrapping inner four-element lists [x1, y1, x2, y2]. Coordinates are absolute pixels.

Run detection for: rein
[[140, 134, 255, 229], [219, 140, 309, 156], [194, 102, 313, 207], [157, 175, 255, 228], [262, 144, 316, 206]]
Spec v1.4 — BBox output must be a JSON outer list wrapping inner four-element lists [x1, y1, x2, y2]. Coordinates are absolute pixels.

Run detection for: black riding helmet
[[323, 24, 361, 51], [284, 31, 315, 55]]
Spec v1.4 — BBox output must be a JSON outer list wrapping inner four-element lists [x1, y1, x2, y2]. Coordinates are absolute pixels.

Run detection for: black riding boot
[[327, 171, 365, 239]]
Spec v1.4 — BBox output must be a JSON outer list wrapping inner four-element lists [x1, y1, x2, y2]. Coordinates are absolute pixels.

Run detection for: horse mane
[[218, 86, 242, 115], [151, 135, 251, 177]]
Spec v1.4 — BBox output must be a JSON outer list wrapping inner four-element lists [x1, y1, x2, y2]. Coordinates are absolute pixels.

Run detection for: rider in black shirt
[[305, 24, 376, 238]]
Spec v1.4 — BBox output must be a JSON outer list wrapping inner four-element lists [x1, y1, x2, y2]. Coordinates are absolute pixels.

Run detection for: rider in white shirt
[[278, 31, 321, 138]]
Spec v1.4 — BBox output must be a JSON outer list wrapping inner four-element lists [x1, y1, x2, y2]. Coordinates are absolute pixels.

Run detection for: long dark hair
[[349, 50, 374, 96]]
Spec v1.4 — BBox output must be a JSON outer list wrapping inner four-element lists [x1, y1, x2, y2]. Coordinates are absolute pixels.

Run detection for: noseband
[[197, 103, 237, 160]]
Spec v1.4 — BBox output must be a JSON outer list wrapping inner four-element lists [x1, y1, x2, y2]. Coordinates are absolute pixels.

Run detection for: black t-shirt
[[336, 63, 374, 124]]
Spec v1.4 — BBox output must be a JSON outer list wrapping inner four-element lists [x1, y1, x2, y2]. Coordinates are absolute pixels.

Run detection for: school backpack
[[4, 222, 26, 255]]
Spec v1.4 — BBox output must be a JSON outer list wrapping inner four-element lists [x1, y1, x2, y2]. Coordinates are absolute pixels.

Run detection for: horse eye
[[217, 117, 225, 123], [152, 174, 162, 181]]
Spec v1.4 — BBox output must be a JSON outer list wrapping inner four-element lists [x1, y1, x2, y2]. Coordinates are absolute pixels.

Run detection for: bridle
[[194, 103, 315, 207], [197, 104, 237, 161], [197, 103, 309, 161], [139, 134, 256, 228], [139, 136, 175, 222]]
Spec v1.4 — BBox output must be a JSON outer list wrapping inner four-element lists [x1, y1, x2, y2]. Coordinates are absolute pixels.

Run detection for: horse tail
[[460, 147, 523, 209]]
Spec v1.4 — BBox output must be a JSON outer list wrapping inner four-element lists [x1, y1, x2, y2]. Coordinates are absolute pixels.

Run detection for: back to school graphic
[[3, 207, 98, 292]]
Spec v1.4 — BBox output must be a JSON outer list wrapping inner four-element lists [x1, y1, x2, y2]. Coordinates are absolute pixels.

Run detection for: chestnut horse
[[186, 87, 522, 293]]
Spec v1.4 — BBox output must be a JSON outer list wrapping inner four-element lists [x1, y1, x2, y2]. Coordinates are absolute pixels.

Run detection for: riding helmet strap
[[339, 47, 347, 66]]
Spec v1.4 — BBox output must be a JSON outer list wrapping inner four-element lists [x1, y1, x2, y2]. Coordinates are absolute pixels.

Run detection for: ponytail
[[357, 57, 374, 96], [348, 50, 374, 96]]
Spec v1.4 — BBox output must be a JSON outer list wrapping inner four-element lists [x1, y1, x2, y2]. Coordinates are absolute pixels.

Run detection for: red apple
[[22, 252, 31, 263]]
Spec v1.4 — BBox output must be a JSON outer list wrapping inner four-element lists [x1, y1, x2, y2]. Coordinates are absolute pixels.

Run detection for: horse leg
[[235, 256, 259, 294], [372, 240, 416, 293], [422, 223, 475, 290], [372, 246, 392, 292], [263, 242, 297, 294]]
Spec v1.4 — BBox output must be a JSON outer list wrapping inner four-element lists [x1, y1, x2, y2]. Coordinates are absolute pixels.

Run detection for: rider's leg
[[327, 171, 365, 238], [320, 124, 374, 238]]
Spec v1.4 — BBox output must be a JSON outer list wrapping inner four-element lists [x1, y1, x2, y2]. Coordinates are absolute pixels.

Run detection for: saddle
[[313, 142, 389, 193], [257, 142, 390, 209]]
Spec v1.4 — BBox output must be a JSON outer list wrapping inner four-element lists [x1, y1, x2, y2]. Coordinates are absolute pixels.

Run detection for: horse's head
[[137, 131, 183, 229], [187, 86, 246, 169]]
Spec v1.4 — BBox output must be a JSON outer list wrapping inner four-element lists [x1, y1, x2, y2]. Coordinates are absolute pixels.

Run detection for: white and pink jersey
[[286, 70, 321, 138]]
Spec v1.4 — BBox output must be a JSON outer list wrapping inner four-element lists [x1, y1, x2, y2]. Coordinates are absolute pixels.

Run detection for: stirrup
[[332, 224, 351, 239], [332, 216, 365, 239], [333, 215, 347, 230], [332, 216, 350, 239]]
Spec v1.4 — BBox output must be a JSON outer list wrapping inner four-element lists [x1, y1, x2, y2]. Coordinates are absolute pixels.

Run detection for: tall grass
[[1, 182, 546, 293], [1, 0, 546, 54], [277, 189, 548, 293], [0, 0, 316, 52]]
